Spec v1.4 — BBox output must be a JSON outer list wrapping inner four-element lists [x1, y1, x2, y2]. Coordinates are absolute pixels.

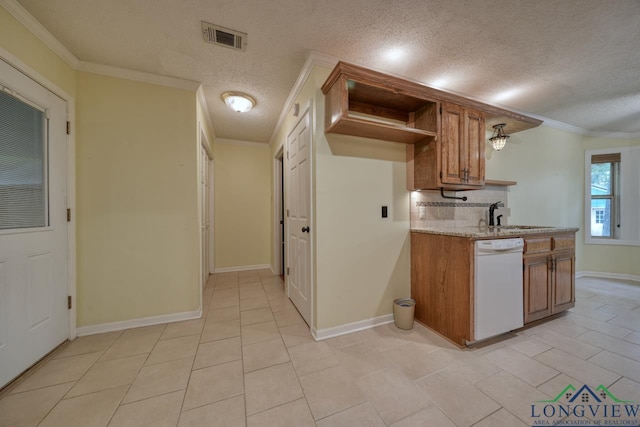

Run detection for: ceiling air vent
[[201, 21, 247, 52]]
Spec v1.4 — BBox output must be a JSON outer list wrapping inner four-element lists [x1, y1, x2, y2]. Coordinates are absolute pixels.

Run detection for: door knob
[[301, 226, 310, 233]]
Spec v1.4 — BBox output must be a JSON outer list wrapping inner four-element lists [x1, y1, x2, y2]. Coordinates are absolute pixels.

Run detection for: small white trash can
[[393, 298, 416, 330]]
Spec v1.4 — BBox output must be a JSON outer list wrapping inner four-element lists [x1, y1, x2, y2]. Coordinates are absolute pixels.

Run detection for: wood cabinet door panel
[[464, 108, 485, 186], [524, 255, 552, 323], [552, 253, 575, 313], [440, 103, 464, 185]]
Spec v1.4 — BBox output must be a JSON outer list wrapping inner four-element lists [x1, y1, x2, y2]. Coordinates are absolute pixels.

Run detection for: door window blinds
[[0, 89, 47, 229]]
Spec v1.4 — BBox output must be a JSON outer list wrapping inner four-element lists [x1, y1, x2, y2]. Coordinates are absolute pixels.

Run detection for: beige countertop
[[410, 225, 580, 239]]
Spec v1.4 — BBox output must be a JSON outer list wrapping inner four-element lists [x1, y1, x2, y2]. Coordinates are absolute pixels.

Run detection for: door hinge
[[66, 121, 71, 135], [439, 171, 443, 179], [67, 208, 71, 222], [286, 267, 290, 276], [67, 296, 72, 309], [286, 209, 289, 217]]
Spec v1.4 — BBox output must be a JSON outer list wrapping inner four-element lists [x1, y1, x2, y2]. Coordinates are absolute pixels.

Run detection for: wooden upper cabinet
[[439, 103, 485, 188], [321, 62, 541, 190]]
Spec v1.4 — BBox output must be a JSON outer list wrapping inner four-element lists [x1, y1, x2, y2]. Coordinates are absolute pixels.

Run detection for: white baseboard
[[576, 271, 640, 283], [312, 314, 395, 341], [214, 264, 271, 273], [76, 308, 202, 337]]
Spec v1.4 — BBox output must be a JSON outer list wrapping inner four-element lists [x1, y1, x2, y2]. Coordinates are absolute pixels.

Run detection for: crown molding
[[268, 50, 339, 145], [215, 138, 268, 148], [77, 61, 200, 91], [0, 0, 78, 69], [1, 1, 203, 92]]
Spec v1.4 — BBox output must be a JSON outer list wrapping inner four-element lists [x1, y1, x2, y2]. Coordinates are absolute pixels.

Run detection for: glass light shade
[[490, 136, 508, 151], [221, 92, 255, 113], [489, 123, 509, 151]]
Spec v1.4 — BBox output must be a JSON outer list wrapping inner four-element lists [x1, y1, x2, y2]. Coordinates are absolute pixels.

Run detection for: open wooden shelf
[[327, 116, 437, 144], [485, 179, 517, 187], [323, 68, 439, 144]]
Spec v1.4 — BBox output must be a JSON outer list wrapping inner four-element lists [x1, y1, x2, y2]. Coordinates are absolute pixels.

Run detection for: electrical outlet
[[419, 206, 426, 219]]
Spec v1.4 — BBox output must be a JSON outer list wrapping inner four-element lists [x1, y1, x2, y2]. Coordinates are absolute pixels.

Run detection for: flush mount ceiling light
[[489, 123, 510, 151], [221, 92, 255, 113]]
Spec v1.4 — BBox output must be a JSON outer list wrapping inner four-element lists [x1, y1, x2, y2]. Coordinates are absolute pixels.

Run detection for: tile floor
[[1, 271, 640, 427]]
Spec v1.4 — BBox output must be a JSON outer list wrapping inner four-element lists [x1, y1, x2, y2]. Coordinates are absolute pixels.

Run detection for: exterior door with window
[[0, 59, 69, 387], [286, 109, 311, 325]]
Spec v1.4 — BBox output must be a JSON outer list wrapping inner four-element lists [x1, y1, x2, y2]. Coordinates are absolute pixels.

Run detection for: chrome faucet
[[489, 201, 501, 226]]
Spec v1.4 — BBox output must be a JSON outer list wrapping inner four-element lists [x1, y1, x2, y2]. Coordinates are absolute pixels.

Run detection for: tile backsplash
[[410, 185, 509, 228]]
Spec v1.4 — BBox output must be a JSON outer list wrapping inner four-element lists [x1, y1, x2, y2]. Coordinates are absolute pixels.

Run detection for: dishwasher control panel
[[476, 238, 524, 252]]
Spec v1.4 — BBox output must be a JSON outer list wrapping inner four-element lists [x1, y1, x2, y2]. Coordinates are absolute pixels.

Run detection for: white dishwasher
[[474, 238, 524, 341]]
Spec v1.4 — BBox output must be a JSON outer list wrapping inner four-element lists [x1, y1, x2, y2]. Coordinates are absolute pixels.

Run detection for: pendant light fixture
[[221, 91, 256, 113], [489, 123, 509, 151]]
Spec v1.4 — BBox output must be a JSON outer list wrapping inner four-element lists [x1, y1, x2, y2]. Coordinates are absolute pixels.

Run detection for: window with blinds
[[0, 89, 48, 230], [586, 147, 640, 246], [589, 152, 620, 238]]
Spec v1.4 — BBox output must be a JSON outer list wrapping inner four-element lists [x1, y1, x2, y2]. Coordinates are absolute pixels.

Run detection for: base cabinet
[[410, 232, 472, 346], [523, 234, 575, 324], [411, 231, 577, 345]]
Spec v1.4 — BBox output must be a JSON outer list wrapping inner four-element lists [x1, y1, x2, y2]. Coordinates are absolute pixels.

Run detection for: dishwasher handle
[[475, 238, 524, 254]]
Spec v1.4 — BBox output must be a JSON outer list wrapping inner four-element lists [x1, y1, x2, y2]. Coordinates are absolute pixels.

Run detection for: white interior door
[[0, 59, 69, 387], [286, 109, 311, 325]]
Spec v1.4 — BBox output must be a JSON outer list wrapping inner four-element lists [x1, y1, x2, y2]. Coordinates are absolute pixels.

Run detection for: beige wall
[[271, 66, 411, 331], [0, 6, 75, 97], [579, 136, 640, 276], [2, 5, 204, 328], [76, 71, 200, 326], [214, 140, 271, 269], [486, 126, 640, 277]]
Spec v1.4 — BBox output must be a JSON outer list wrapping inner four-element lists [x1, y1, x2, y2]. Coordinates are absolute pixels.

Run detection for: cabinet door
[[464, 108, 485, 186], [524, 255, 552, 323], [552, 252, 575, 313], [440, 103, 464, 185]]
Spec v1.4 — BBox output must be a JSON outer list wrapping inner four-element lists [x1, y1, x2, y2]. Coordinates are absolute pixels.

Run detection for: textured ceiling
[[16, 0, 640, 141]]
